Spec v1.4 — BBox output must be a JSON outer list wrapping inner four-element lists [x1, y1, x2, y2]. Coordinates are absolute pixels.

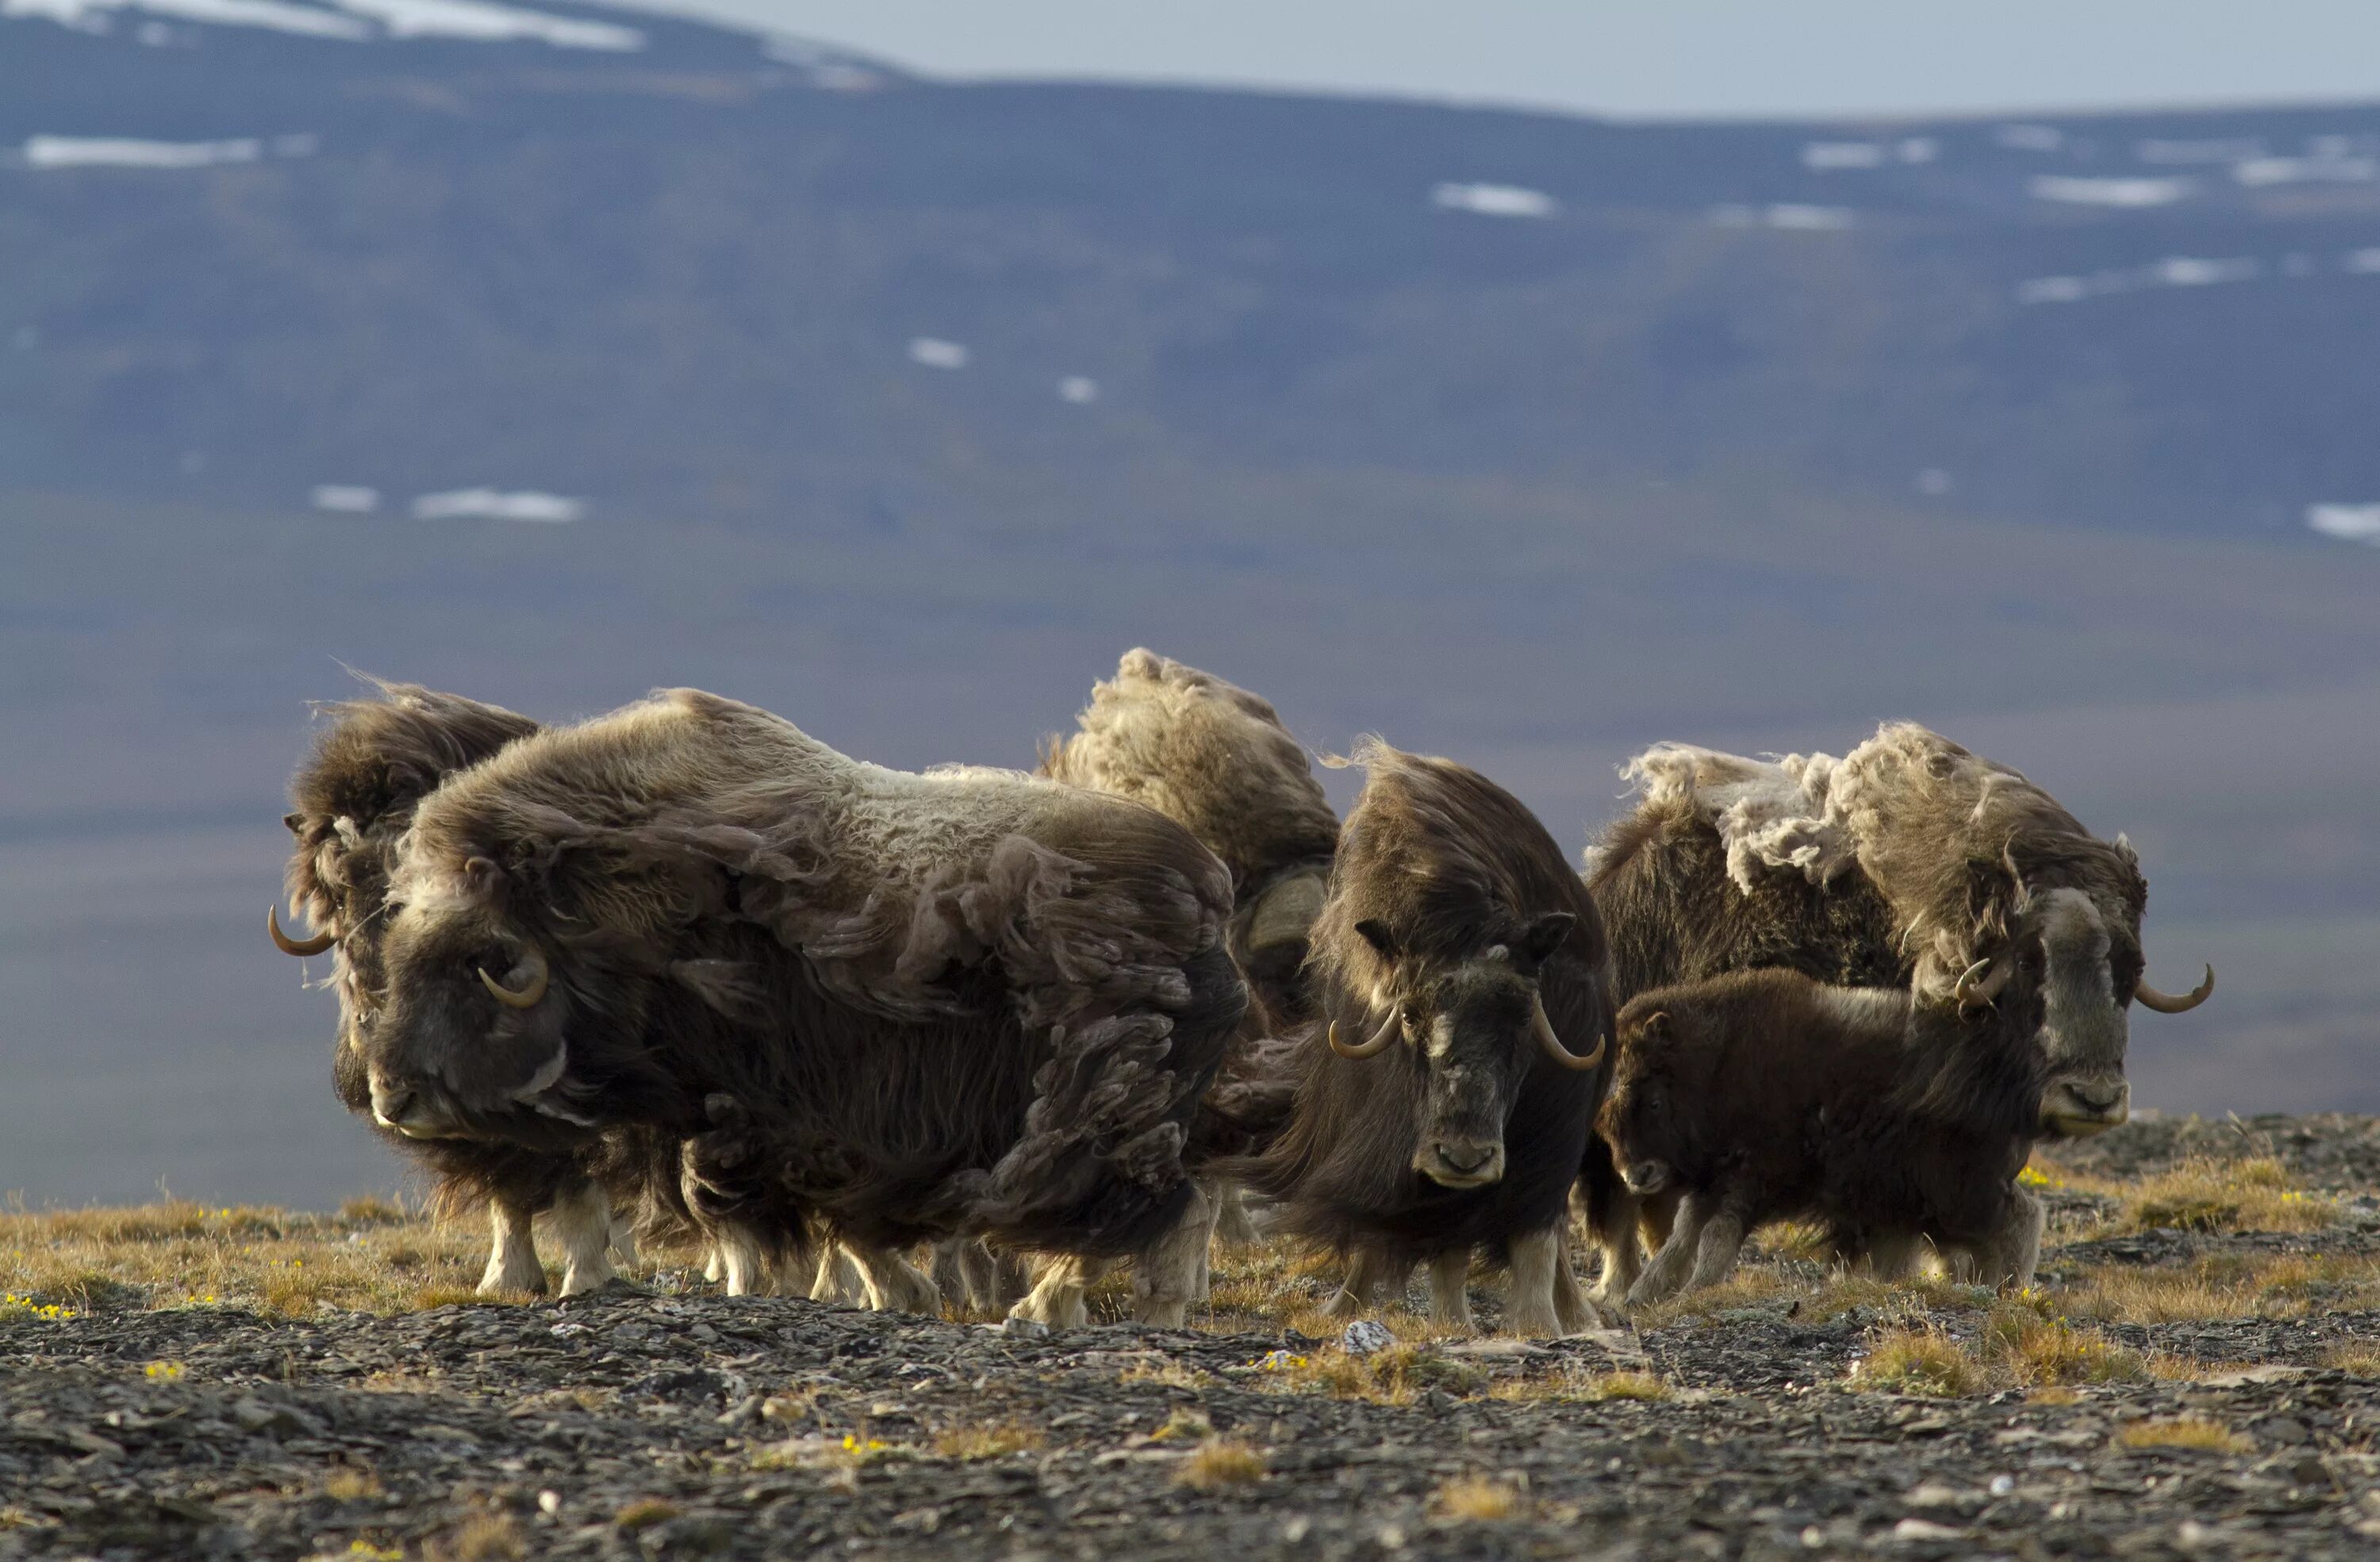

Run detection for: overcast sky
[[628, 1, 2380, 121]]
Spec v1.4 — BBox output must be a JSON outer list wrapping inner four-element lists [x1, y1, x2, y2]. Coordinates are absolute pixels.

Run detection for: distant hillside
[[8, 0, 2380, 538]]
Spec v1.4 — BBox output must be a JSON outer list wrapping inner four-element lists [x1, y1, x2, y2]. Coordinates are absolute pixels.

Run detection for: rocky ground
[[6, 1115, 2380, 1560]]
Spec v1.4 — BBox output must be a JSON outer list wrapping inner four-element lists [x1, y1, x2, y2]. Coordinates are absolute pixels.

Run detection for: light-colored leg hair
[[1323, 1247, 1407, 1318], [1859, 1230, 1924, 1282], [1427, 1248, 1476, 1332], [479, 1198, 548, 1296], [1549, 1231, 1597, 1333], [808, 1243, 864, 1305], [843, 1242, 940, 1314], [606, 1211, 639, 1268], [702, 1245, 725, 1284], [1130, 1182, 1215, 1329], [1009, 1253, 1100, 1330], [1588, 1184, 1645, 1313], [1210, 1180, 1260, 1246], [1681, 1203, 1748, 1295], [712, 1225, 770, 1297], [936, 1238, 1027, 1314], [1627, 1190, 1711, 1309], [1977, 1188, 2046, 1290], [1504, 1227, 1566, 1339], [551, 1180, 618, 1297]]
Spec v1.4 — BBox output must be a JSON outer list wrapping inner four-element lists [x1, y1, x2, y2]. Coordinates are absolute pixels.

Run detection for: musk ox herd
[[269, 651, 2214, 1334]]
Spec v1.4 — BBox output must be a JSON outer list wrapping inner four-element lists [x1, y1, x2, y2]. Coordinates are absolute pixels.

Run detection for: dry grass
[[1433, 1475, 1526, 1522], [2063, 1253, 2380, 1325], [320, 1466, 384, 1501], [931, 1422, 1042, 1460], [2323, 1343, 2380, 1376], [424, 1510, 524, 1562], [2117, 1159, 2332, 1235], [1256, 1342, 1488, 1406], [1120, 1359, 1214, 1391], [1852, 1326, 1986, 1397], [2118, 1417, 2254, 1455], [612, 1499, 678, 1531], [1583, 1370, 1671, 1402], [1177, 1439, 1265, 1491]]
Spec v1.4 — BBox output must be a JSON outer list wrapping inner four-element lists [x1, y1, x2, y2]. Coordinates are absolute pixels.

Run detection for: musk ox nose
[[2044, 1077, 2130, 1136], [1418, 1138, 1505, 1188], [1624, 1160, 1672, 1194]]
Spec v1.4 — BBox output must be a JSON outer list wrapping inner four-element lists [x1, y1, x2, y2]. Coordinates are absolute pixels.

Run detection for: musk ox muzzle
[[2041, 1072, 2129, 1137], [1415, 1134, 1507, 1189], [1622, 1158, 1672, 1195]]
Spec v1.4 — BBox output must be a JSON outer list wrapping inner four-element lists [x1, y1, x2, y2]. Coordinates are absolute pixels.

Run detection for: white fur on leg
[[1683, 1207, 1748, 1295], [1210, 1180, 1260, 1247], [1589, 1184, 1645, 1312], [480, 1199, 547, 1296], [1977, 1188, 2045, 1290], [702, 1245, 725, 1284], [714, 1226, 770, 1297], [1549, 1233, 1598, 1333], [1323, 1248, 1392, 1319], [552, 1180, 617, 1298], [1504, 1227, 1564, 1338], [1009, 1254, 1096, 1330], [844, 1243, 940, 1314], [1627, 1192, 1709, 1309], [1427, 1248, 1476, 1332], [1131, 1182, 1215, 1329], [1860, 1230, 1923, 1282], [607, 1213, 640, 1269]]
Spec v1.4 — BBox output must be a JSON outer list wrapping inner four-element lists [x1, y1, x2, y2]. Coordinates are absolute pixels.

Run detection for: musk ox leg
[[1130, 1180, 1215, 1329], [1682, 1204, 1749, 1296], [702, 1245, 726, 1285], [1211, 1181, 1260, 1248], [552, 1180, 618, 1297], [1975, 1188, 2046, 1291], [808, 1243, 865, 1305], [1504, 1228, 1568, 1339], [844, 1243, 940, 1315], [1010, 1254, 1099, 1330], [1323, 1249, 1407, 1318], [1627, 1192, 1710, 1309], [1549, 1234, 1600, 1334], [1426, 1249, 1476, 1333], [479, 1198, 549, 1297], [1857, 1231, 1924, 1283], [607, 1212, 640, 1269], [712, 1226, 774, 1297], [933, 1239, 1026, 1314], [1589, 1188, 1645, 1313]]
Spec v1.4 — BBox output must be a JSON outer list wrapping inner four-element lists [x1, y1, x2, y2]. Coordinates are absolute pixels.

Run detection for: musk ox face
[[1338, 912, 1589, 1190], [1956, 886, 2132, 1137], [362, 855, 587, 1146], [1597, 1008, 1686, 1195]]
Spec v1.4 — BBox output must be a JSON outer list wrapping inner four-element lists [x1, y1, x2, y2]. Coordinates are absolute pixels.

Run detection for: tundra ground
[[5, 1114, 2380, 1560]]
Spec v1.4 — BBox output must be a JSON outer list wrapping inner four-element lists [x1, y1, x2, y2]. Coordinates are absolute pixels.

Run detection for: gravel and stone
[[4, 1115, 2379, 1560]]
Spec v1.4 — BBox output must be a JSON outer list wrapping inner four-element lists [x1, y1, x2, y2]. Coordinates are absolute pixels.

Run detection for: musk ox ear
[[282, 811, 307, 837], [1353, 918, 1399, 961], [461, 855, 503, 895], [1638, 1010, 1671, 1042], [1516, 911, 1574, 967]]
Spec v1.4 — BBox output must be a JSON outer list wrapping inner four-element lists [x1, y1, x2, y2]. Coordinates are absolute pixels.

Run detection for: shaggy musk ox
[[1040, 649, 1340, 1028], [1589, 723, 2211, 1140], [1230, 742, 1619, 1337], [359, 688, 1247, 1328], [271, 681, 646, 1297], [1599, 961, 2053, 1307]]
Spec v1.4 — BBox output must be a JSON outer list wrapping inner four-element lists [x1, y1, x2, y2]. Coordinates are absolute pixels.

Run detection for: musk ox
[[358, 687, 1247, 1328], [271, 681, 645, 1297], [1040, 648, 1340, 1027], [1229, 741, 1619, 1337], [1589, 723, 2211, 1140], [1599, 956, 2054, 1307]]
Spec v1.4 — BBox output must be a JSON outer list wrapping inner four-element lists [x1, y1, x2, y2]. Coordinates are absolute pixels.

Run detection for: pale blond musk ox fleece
[[362, 688, 1246, 1266], [1041, 649, 1340, 1021]]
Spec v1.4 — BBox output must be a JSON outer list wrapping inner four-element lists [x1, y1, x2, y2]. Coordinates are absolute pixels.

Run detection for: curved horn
[[1327, 1007, 1400, 1061], [2134, 964, 2214, 1015], [1952, 957, 2011, 1013], [268, 905, 336, 958], [478, 946, 550, 1010], [1533, 994, 1606, 1072]]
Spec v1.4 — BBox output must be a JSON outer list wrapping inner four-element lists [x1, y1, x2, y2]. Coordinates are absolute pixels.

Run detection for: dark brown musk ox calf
[[1227, 741, 1621, 1337], [1599, 955, 2059, 1309], [356, 687, 1247, 1329], [271, 681, 654, 1296]]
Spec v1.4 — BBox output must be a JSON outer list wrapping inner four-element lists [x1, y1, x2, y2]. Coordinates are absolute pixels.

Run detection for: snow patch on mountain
[[3, 0, 642, 48], [2307, 504, 2380, 545], [21, 133, 314, 168], [1430, 182, 1557, 219], [2029, 175, 2195, 208], [330, 0, 638, 50], [3, 0, 367, 38], [412, 488, 582, 521]]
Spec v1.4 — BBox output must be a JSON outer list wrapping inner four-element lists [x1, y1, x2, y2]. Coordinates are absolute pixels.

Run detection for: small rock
[[1891, 1518, 1968, 1541], [1001, 1314, 1050, 1340], [1340, 1320, 1394, 1357], [2263, 1417, 2311, 1445]]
